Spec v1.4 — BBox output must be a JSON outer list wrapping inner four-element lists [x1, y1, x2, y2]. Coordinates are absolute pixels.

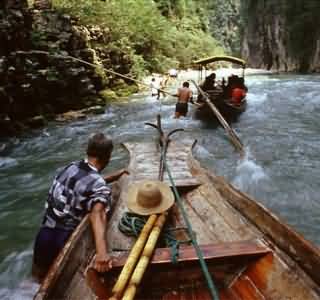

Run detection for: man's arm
[[90, 202, 112, 272], [104, 168, 129, 183], [173, 88, 180, 98]]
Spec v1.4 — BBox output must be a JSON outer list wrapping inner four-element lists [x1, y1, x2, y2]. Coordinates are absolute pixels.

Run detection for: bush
[[52, 0, 225, 76]]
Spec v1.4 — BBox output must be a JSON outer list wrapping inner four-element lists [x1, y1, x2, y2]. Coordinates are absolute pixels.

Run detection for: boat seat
[[90, 240, 272, 298], [112, 239, 271, 268]]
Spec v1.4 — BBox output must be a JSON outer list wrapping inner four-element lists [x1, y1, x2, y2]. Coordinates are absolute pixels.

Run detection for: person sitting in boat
[[174, 81, 193, 118], [32, 133, 128, 282], [202, 72, 216, 91], [231, 87, 247, 105]]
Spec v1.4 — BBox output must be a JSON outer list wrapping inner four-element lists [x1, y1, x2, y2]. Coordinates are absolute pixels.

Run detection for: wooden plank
[[237, 252, 320, 300], [196, 183, 260, 241], [185, 189, 242, 243], [132, 178, 200, 188], [111, 241, 270, 268], [124, 141, 200, 188], [231, 276, 265, 300]]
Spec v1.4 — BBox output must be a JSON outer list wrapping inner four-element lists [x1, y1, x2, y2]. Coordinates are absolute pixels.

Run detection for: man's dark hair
[[183, 81, 189, 88], [87, 133, 113, 160]]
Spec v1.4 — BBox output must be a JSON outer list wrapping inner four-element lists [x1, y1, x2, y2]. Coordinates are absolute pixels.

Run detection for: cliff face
[[0, 1, 136, 137], [240, 1, 320, 72]]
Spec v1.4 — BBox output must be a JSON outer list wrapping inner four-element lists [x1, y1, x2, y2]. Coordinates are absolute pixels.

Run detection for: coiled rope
[[118, 212, 190, 264]]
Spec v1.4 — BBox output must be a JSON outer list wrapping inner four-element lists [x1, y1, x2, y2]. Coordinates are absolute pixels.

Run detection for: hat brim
[[126, 180, 175, 216]]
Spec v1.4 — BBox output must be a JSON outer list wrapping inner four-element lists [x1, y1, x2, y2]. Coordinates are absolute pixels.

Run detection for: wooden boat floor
[[124, 141, 200, 187]]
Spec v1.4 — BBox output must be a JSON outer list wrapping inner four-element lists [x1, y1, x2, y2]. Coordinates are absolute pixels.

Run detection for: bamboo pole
[[121, 213, 168, 300], [109, 214, 158, 300], [191, 80, 245, 156], [111, 117, 176, 300]]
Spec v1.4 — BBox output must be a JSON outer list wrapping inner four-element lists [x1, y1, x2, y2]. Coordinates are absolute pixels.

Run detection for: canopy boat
[[34, 122, 320, 300], [193, 55, 248, 122]]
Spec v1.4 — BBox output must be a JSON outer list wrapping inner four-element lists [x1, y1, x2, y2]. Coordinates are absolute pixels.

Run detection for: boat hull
[[34, 141, 320, 300]]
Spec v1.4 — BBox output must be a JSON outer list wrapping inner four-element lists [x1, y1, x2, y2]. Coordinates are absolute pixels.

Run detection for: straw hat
[[127, 180, 174, 215]]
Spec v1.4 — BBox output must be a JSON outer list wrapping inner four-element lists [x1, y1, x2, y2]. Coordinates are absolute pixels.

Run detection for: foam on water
[[0, 250, 38, 300], [246, 92, 268, 105], [232, 149, 269, 192], [0, 157, 18, 169], [194, 144, 215, 161]]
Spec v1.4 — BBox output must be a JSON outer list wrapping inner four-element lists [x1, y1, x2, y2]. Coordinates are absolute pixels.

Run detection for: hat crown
[[136, 181, 162, 209]]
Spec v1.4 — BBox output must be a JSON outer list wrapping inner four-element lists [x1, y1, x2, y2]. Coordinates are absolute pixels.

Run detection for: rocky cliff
[[240, 1, 320, 72], [0, 0, 137, 137]]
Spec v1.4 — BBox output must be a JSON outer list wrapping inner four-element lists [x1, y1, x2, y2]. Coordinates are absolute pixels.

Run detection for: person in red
[[231, 87, 246, 105]]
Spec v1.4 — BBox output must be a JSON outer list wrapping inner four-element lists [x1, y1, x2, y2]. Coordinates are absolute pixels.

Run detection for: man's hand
[[120, 168, 130, 176], [93, 252, 113, 273], [104, 168, 129, 183]]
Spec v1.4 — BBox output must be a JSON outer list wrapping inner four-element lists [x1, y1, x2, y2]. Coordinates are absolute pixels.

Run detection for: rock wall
[[0, 0, 137, 137], [240, 1, 320, 72]]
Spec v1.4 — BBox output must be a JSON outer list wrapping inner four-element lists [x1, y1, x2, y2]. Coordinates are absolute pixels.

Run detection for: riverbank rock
[[55, 105, 104, 122], [0, 1, 138, 137], [55, 111, 86, 122]]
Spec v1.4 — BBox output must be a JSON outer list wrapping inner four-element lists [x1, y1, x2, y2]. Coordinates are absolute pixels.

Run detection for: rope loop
[[118, 212, 190, 263]]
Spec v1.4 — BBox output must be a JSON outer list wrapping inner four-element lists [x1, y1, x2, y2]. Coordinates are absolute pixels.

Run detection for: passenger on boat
[[202, 72, 216, 91], [32, 133, 128, 282], [231, 87, 246, 105], [174, 81, 193, 118]]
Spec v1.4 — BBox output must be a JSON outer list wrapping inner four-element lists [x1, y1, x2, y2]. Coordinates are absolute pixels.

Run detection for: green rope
[[118, 212, 190, 263], [162, 147, 220, 300]]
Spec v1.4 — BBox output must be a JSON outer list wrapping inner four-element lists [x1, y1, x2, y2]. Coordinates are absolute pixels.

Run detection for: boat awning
[[194, 55, 246, 67]]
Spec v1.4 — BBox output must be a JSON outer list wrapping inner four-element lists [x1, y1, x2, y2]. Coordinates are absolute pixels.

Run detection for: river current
[[0, 71, 319, 299]]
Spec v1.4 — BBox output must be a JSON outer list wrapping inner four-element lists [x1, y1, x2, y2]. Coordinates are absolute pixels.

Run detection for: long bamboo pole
[[190, 80, 245, 156], [121, 212, 168, 300], [109, 214, 158, 300]]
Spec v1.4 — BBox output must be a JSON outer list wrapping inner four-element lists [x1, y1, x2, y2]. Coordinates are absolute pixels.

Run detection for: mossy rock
[[99, 89, 118, 102], [94, 66, 108, 87], [115, 84, 139, 97], [25, 115, 47, 128], [82, 105, 105, 114]]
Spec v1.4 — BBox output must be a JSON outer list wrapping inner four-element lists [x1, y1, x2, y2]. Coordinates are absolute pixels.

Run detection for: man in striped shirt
[[32, 133, 127, 281]]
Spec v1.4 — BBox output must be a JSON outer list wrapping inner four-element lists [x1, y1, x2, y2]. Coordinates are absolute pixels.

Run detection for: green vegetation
[[52, 0, 224, 77], [206, 0, 241, 55]]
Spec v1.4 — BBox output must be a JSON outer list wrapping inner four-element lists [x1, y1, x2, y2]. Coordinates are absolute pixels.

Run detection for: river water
[[0, 71, 319, 299]]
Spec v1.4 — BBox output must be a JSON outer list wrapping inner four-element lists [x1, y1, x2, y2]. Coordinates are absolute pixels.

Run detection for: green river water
[[0, 71, 319, 299]]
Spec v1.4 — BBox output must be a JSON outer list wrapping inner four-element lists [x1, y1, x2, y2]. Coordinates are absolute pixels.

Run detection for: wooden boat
[[193, 56, 248, 122], [34, 133, 320, 299]]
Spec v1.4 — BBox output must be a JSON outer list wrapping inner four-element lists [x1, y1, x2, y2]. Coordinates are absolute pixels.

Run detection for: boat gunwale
[[199, 165, 320, 287]]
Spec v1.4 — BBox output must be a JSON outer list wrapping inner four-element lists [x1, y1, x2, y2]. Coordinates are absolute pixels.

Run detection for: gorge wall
[[240, 1, 320, 72], [0, 0, 136, 137]]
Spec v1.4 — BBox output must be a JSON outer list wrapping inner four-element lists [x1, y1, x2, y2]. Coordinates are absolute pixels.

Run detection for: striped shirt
[[43, 159, 111, 231]]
